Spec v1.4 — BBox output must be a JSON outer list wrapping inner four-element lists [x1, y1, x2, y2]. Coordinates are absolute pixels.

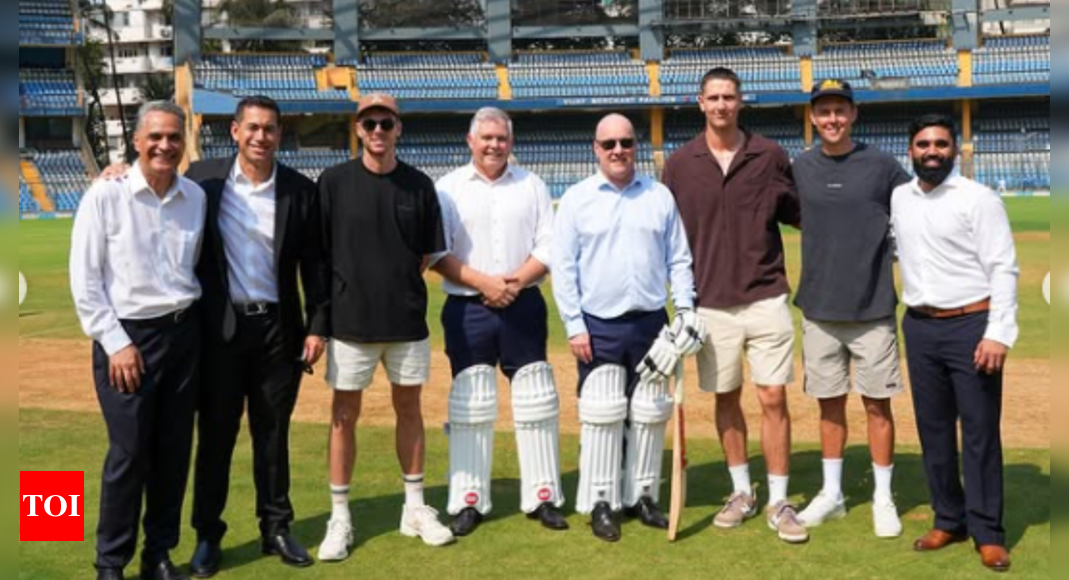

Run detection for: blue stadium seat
[[509, 51, 649, 100], [661, 46, 801, 96], [349, 52, 499, 101], [973, 35, 1050, 86], [813, 40, 959, 90]]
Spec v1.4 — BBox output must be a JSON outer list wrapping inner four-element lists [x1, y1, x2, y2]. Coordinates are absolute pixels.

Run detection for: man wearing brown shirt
[[662, 67, 806, 544]]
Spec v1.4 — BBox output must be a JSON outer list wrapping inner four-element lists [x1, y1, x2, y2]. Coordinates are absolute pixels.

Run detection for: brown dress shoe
[[979, 545, 1011, 573], [913, 529, 968, 552]]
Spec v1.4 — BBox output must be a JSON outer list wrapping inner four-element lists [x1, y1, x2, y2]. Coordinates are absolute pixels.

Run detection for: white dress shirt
[[435, 163, 554, 296], [219, 161, 279, 303], [70, 162, 206, 356], [891, 172, 1020, 347]]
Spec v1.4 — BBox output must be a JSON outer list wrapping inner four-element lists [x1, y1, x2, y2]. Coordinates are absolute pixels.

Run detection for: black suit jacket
[[187, 157, 329, 357]]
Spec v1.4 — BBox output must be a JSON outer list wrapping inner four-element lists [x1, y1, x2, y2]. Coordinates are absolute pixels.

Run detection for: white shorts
[[326, 339, 432, 391], [696, 294, 796, 394]]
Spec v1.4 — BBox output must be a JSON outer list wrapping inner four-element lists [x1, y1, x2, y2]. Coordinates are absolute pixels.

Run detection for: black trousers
[[192, 310, 303, 542], [94, 310, 200, 570], [903, 310, 1005, 547]]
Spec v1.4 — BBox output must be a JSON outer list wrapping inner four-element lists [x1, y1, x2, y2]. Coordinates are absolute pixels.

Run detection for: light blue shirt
[[552, 171, 696, 338]]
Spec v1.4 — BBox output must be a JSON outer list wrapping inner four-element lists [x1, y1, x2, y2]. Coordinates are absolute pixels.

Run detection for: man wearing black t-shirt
[[315, 94, 454, 561], [792, 80, 912, 538]]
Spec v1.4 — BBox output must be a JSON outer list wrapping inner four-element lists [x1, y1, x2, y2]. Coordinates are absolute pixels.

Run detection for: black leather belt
[[234, 302, 278, 317], [123, 308, 191, 329]]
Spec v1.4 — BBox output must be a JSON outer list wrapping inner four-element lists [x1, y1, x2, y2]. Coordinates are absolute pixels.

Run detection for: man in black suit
[[184, 96, 328, 576]]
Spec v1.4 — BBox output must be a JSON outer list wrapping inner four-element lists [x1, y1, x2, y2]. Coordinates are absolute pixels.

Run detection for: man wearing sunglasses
[[431, 107, 567, 538], [553, 114, 701, 542], [662, 67, 806, 544], [892, 115, 1018, 573], [316, 93, 455, 561]]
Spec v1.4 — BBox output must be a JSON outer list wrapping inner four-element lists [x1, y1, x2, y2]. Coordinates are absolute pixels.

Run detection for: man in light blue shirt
[[552, 114, 704, 542]]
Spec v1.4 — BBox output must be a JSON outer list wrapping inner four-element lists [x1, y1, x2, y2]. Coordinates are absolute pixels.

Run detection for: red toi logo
[[21, 472, 85, 542], [464, 492, 479, 506], [537, 488, 552, 502]]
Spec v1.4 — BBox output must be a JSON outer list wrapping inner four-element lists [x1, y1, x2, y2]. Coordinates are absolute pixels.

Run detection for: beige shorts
[[326, 339, 432, 391], [696, 294, 796, 394], [802, 317, 903, 400]]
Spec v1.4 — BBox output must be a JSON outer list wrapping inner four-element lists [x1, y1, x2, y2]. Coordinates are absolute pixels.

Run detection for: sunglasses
[[597, 138, 636, 151], [360, 118, 396, 133]]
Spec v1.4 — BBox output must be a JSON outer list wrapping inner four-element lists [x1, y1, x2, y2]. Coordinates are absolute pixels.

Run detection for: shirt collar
[[595, 170, 645, 193], [909, 168, 964, 197], [465, 162, 516, 185], [128, 161, 183, 202], [230, 159, 277, 190]]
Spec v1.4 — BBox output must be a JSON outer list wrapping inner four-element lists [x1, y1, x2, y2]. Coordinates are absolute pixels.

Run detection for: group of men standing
[[70, 66, 1018, 580]]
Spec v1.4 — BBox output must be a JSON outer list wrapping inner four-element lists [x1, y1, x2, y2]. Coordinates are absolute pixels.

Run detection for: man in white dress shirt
[[71, 101, 206, 580], [430, 107, 568, 537], [891, 114, 1018, 573]]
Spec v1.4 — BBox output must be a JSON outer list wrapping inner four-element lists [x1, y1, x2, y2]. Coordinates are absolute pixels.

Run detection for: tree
[[359, 0, 484, 28], [78, 0, 132, 162], [76, 39, 110, 169], [215, 0, 303, 51], [138, 74, 175, 103]]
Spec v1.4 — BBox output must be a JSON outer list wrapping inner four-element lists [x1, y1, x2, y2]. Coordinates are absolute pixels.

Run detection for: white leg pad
[[511, 362, 565, 514], [447, 365, 498, 516], [576, 364, 629, 515], [623, 376, 673, 507]]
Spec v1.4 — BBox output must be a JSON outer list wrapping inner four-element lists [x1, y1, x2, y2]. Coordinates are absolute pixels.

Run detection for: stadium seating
[[198, 121, 350, 182], [813, 40, 959, 89], [19, 0, 77, 46], [973, 107, 1050, 192], [973, 34, 1050, 86], [32, 150, 91, 213], [197, 54, 350, 102], [346, 52, 498, 101], [509, 51, 649, 99], [660, 46, 801, 96], [19, 176, 40, 215], [665, 107, 806, 162], [19, 69, 80, 114]]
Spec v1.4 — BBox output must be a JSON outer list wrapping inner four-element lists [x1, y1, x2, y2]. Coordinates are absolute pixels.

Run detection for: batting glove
[[636, 326, 681, 383], [670, 309, 707, 358]]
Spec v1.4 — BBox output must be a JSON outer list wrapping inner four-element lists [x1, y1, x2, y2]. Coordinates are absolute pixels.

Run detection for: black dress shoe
[[624, 496, 669, 530], [189, 540, 222, 578], [527, 502, 569, 531], [261, 533, 314, 568], [590, 502, 621, 543], [96, 568, 124, 580], [139, 559, 189, 580], [450, 507, 484, 537]]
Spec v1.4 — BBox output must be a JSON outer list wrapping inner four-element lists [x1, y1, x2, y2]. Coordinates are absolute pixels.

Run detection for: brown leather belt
[[910, 298, 991, 319]]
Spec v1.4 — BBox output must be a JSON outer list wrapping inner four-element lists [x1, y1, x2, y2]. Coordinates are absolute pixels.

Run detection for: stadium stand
[[813, 40, 959, 89], [199, 121, 350, 182], [665, 107, 806, 161], [346, 53, 498, 101], [973, 106, 1050, 192], [19, 0, 77, 46], [30, 150, 91, 213], [972, 34, 1051, 86], [197, 54, 350, 102], [508, 51, 649, 99], [660, 46, 802, 96], [19, 69, 80, 115], [19, 176, 40, 216]]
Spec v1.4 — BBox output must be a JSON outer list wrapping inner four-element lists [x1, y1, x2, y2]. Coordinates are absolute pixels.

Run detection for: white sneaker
[[318, 519, 354, 562], [873, 497, 903, 538], [400, 505, 456, 547], [797, 491, 847, 528]]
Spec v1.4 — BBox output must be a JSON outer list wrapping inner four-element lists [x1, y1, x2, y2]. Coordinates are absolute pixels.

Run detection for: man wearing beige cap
[[315, 93, 454, 561]]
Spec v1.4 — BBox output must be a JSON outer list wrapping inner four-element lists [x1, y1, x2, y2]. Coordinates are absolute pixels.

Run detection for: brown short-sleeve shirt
[[663, 131, 801, 310]]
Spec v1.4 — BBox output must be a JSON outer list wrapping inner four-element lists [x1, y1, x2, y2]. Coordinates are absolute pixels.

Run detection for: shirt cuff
[[983, 322, 1018, 350], [565, 318, 589, 339], [100, 326, 134, 357]]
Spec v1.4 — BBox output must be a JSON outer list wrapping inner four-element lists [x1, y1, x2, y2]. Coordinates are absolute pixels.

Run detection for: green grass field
[[19, 409, 1050, 580], [19, 198, 1050, 579]]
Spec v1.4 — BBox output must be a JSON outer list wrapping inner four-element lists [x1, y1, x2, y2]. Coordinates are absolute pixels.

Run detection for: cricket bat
[[667, 360, 687, 542]]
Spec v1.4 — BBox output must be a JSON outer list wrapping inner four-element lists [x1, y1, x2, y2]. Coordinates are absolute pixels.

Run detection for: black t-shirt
[[793, 143, 911, 322], [318, 158, 446, 343]]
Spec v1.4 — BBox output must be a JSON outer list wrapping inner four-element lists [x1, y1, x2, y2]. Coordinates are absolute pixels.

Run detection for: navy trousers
[[577, 310, 668, 398], [903, 310, 1005, 547], [94, 309, 200, 570], [442, 287, 549, 380]]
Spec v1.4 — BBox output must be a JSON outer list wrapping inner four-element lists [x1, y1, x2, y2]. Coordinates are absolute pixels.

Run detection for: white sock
[[728, 464, 752, 495], [331, 484, 351, 524], [873, 464, 894, 503], [404, 474, 426, 507], [768, 475, 790, 506], [822, 459, 844, 499]]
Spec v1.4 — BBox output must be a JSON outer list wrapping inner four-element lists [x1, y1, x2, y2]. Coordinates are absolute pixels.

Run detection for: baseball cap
[[810, 79, 854, 104], [356, 93, 400, 117]]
